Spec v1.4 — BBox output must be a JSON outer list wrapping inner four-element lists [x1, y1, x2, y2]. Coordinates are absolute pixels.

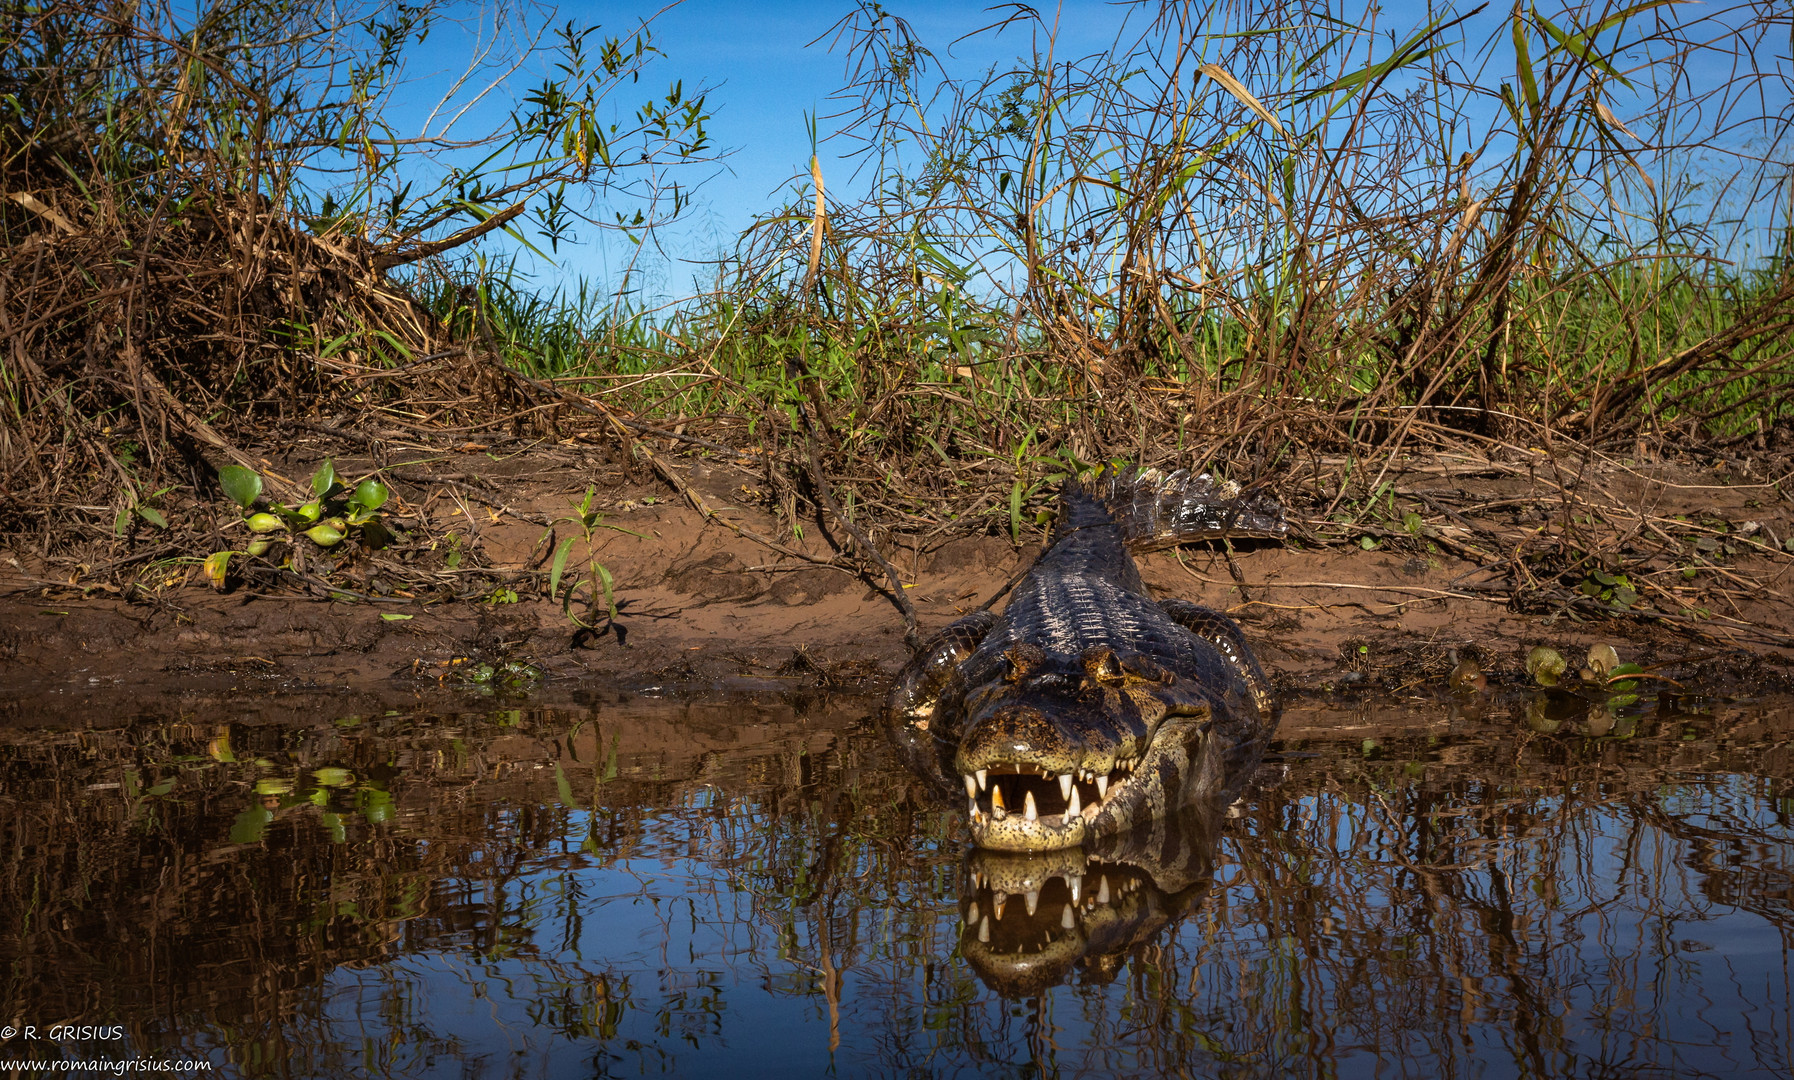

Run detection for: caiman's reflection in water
[[958, 802, 1221, 997], [4, 691, 1794, 1077]]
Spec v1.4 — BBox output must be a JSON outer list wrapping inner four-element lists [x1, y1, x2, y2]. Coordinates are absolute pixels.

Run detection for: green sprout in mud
[[543, 486, 645, 630], [205, 461, 392, 588]]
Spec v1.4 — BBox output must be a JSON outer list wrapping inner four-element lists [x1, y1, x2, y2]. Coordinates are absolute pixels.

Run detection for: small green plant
[[543, 487, 645, 629], [205, 461, 392, 588], [1576, 568, 1639, 610], [114, 486, 174, 536]]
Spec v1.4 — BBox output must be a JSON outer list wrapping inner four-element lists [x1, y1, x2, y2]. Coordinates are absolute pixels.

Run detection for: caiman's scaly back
[[885, 465, 1284, 852]]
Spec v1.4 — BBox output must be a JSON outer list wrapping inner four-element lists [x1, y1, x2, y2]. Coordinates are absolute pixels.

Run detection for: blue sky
[[389, 1, 1133, 299], [378, 1, 1789, 301]]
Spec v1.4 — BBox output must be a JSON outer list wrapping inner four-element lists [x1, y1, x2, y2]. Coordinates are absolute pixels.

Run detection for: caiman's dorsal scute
[[884, 466, 1284, 852]]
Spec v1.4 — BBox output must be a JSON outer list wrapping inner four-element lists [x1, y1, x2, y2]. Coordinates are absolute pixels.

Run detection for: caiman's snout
[[954, 686, 1153, 852]]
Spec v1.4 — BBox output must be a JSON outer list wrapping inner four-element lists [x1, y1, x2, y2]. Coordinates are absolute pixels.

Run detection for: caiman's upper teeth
[[964, 774, 977, 799], [1058, 773, 1072, 801], [993, 892, 1007, 920], [1067, 785, 1081, 818], [1023, 790, 1038, 821], [1096, 775, 1109, 798], [975, 769, 988, 792], [1069, 874, 1082, 903], [1025, 889, 1039, 916]]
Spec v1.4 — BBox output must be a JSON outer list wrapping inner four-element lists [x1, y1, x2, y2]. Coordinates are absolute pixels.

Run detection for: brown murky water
[[1, 688, 1791, 1078]]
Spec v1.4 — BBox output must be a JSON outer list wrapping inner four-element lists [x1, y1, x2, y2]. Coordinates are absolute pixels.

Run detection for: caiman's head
[[955, 642, 1218, 852]]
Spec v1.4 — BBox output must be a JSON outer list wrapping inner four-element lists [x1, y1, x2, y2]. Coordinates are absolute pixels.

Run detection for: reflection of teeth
[[1066, 785, 1081, 818], [1023, 790, 1038, 821], [1058, 773, 1072, 801], [964, 774, 977, 799], [1096, 775, 1108, 799], [1061, 904, 1075, 930], [976, 769, 987, 791], [978, 917, 989, 943], [1097, 876, 1110, 905], [1025, 889, 1039, 916]]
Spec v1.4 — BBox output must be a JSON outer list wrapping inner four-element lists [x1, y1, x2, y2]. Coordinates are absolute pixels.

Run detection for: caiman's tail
[[1054, 465, 1287, 551]]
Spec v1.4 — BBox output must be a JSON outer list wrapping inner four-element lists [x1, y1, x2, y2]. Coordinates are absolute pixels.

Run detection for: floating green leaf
[[231, 806, 273, 844], [1526, 646, 1567, 687], [1586, 643, 1619, 678]]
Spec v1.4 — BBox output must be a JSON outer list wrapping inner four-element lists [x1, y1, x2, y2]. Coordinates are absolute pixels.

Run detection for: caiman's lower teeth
[[1025, 889, 1039, 916], [1023, 790, 1038, 821], [966, 902, 978, 925], [1061, 904, 1075, 930], [967, 796, 977, 816], [1066, 785, 1081, 817], [978, 917, 990, 943]]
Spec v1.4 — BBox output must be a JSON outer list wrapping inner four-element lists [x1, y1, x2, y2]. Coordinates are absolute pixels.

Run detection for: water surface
[[2, 689, 1790, 1077]]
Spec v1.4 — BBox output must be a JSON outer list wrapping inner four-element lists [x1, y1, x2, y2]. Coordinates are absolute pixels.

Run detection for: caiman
[[884, 467, 1283, 852]]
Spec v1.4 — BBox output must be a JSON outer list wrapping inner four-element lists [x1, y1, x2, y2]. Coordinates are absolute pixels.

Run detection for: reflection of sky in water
[[2, 700, 1788, 1076], [313, 767, 1793, 1079]]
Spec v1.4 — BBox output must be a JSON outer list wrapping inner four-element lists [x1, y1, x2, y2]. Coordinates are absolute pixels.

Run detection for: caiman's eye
[[1080, 647, 1125, 686], [1003, 643, 1046, 682], [1120, 655, 1174, 685]]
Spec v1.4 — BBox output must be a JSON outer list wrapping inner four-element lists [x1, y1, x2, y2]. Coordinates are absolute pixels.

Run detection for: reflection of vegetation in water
[[0, 693, 1791, 1075]]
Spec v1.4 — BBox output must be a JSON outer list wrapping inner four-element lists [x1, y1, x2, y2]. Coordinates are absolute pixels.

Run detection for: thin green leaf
[[550, 536, 575, 599], [596, 562, 617, 621], [1513, 15, 1539, 116]]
